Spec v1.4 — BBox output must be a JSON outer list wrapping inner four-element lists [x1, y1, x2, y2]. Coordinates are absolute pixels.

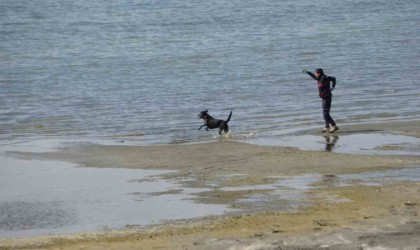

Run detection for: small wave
[[351, 113, 397, 121], [113, 133, 145, 137], [213, 130, 258, 140]]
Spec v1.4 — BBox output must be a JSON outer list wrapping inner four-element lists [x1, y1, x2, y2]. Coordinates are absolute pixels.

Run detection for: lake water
[[1, 0, 420, 145], [2, 1, 420, 238]]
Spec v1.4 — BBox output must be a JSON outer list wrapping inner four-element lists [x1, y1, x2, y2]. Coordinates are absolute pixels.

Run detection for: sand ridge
[[1, 120, 420, 249]]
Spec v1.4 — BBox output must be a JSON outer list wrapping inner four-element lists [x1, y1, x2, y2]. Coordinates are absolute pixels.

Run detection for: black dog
[[198, 110, 232, 135]]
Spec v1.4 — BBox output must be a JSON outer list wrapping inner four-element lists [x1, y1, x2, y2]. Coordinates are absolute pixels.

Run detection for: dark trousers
[[322, 97, 336, 127]]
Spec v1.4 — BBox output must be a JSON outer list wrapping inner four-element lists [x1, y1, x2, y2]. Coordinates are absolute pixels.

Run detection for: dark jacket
[[307, 72, 336, 99]]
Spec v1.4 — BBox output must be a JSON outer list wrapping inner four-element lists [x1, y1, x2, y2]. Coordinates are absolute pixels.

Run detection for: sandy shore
[[1, 120, 420, 249]]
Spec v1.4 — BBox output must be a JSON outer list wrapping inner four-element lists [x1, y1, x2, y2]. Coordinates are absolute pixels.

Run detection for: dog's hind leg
[[224, 124, 229, 134], [219, 123, 229, 135]]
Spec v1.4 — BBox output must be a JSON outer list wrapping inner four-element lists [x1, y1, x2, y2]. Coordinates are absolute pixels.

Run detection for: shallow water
[[3, 158, 418, 238], [1, 138, 419, 238], [0, 140, 233, 238], [1, 0, 420, 144], [0, 156, 233, 238], [217, 167, 420, 211], [247, 133, 420, 155]]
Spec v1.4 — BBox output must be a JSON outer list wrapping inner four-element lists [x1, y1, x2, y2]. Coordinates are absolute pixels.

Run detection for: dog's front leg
[[198, 124, 206, 130]]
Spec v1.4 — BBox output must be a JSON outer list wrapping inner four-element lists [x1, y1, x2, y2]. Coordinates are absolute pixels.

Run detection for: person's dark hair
[[315, 68, 324, 75]]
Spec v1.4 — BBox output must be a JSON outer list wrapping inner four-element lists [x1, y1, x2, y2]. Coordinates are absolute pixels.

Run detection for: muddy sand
[[1, 120, 420, 249]]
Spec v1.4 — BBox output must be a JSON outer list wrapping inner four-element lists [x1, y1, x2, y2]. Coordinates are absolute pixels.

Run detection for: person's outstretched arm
[[303, 70, 318, 80]]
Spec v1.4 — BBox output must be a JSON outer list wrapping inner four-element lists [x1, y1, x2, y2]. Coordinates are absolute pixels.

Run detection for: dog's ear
[[205, 109, 208, 113]]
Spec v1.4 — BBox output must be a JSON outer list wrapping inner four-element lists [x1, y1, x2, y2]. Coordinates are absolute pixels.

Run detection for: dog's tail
[[226, 111, 232, 123]]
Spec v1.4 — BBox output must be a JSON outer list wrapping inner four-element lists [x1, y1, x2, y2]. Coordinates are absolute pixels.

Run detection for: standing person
[[303, 68, 339, 133]]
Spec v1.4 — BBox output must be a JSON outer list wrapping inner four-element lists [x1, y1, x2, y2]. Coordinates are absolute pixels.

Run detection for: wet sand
[[1, 120, 420, 249]]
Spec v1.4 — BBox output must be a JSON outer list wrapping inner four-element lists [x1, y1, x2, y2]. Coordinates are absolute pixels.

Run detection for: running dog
[[198, 110, 232, 135]]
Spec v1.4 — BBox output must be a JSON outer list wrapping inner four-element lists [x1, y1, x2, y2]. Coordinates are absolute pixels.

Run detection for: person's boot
[[329, 126, 339, 133]]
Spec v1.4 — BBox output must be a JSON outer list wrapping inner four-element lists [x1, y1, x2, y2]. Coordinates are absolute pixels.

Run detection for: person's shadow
[[324, 135, 339, 152]]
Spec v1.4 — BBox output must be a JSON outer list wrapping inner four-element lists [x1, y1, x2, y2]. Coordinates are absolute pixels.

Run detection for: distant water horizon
[[1, 0, 419, 145]]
